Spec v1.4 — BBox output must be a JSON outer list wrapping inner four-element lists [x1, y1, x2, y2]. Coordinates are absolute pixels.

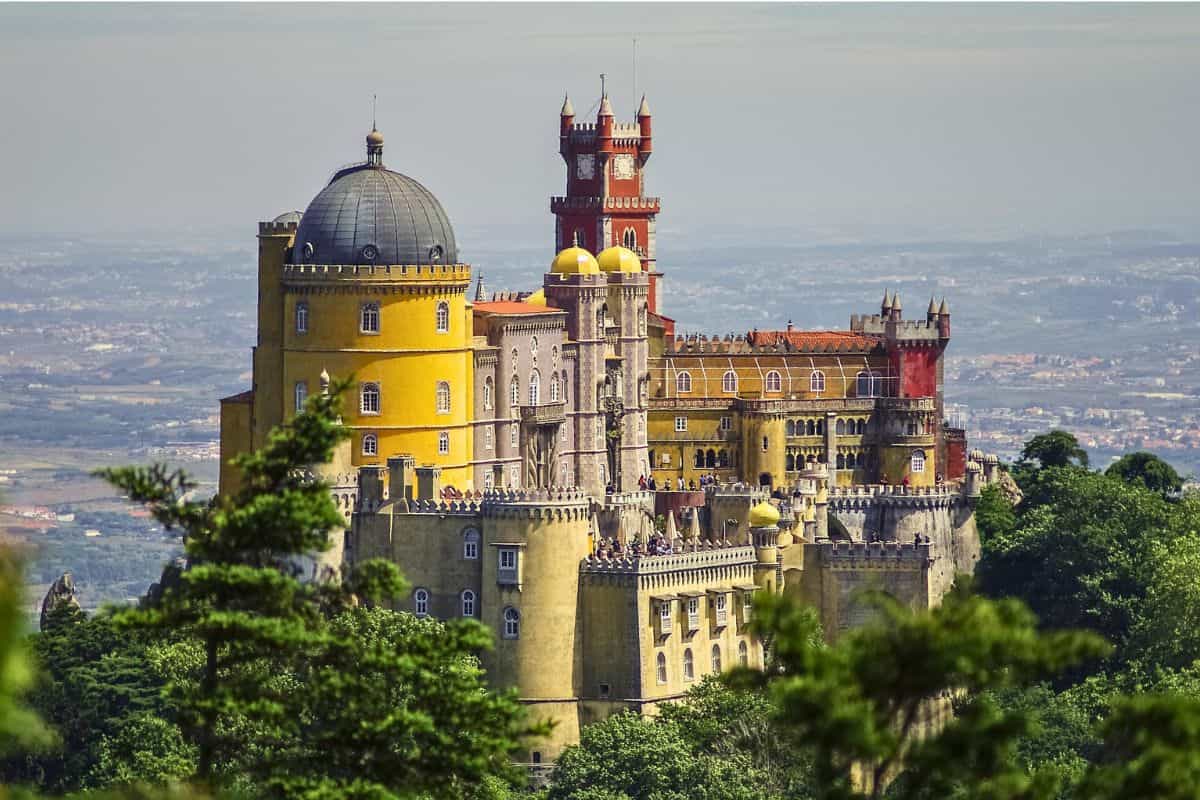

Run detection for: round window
[[429, 244, 444, 263], [302, 242, 315, 261], [361, 244, 378, 261]]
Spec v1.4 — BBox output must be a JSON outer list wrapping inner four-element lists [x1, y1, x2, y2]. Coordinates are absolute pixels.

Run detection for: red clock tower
[[552, 90, 664, 313]]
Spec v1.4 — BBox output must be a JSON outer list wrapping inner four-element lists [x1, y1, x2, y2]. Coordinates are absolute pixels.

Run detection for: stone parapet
[[580, 544, 756, 576], [819, 540, 931, 569], [282, 262, 471, 286]]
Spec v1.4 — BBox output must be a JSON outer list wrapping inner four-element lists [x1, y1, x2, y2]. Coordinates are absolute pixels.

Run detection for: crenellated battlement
[[258, 220, 298, 236], [820, 539, 932, 569], [827, 484, 966, 511], [479, 487, 593, 520], [282, 262, 472, 285], [580, 544, 756, 575], [551, 196, 661, 213], [850, 314, 946, 343]]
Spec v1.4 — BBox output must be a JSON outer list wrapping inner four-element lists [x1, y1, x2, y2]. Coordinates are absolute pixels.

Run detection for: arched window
[[857, 371, 882, 398], [718, 449, 730, 468], [765, 370, 782, 393], [483, 377, 493, 410], [596, 306, 606, 338], [857, 419, 867, 435], [484, 428, 493, 450], [435, 381, 450, 414], [810, 370, 826, 393], [738, 640, 749, 667], [530, 336, 538, 358], [676, 372, 692, 393], [509, 375, 520, 407], [711, 644, 722, 673], [911, 449, 926, 474], [502, 607, 520, 639], [683, 648, 694, 681], [462, 528, 480, 560], [694, 449, 705, 468], [722, 370, 738, 394], [786, 420, 795, 436], [361, 432, 377, 456], [562, 370, 569, 403], [461, 590, 476, 617], [294, 381, 307, 413], [816, 419, 824, 435], [413, 588, 429, 617], [836, 419, 846, 435], [360, 382, 381, 415], [656, 652, 668, 684], [550, 374, 561, 403], [786, 453, 795, 471], [638, 304, 647, 336], [435, 301, 450, 333], [438, 431, 449, 455], [360, 302, 380, 334], [295, 301, 308, 334], [836, 453, 846, 469], [706, 449, 717, 468], [623, 227, 637, 250], [806, 420, 816, 436], [510, 425, 518, 448], [529, 370, 540, 405]]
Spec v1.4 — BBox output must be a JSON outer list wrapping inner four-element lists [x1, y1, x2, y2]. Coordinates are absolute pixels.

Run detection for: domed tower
[[240, 129, 475, 492]]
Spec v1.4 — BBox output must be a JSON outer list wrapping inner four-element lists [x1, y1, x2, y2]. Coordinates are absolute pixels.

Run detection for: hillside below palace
[[218, 90, 996, 762]]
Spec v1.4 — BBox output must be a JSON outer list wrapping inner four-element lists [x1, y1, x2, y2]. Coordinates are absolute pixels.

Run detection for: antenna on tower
[[600, 72, 607, 98], [632, 36, 638, 115], [372, 93, 377, 130]]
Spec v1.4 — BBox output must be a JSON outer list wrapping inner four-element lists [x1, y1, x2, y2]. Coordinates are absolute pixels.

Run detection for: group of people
[[593, 533, 675, 559], [633, 473, 721, 492]]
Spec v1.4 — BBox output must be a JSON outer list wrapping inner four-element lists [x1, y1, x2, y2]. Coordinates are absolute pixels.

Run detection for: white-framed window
[[687, 597, 700, 630], [461, 590, 476, 617], [510, 465, 519, 486], [711, 644, 722, 673], [484, 471, 494, 490], [436, 381, 451, 414], [463, 528, 480, 559], [529, 370, 540, 405], [722, 370, 738, 394], [857, 371, 883, 398], [715, 593, 728, 626], [484, 428, 493, 450], [295, 301, 308, 334], [499, 548, 517, 571], [502, 607, 520, 639], [810, 370, 826, 393], [413, 588, 429, 617], [294, 381, 307, 412], [660, 600, 672, 627], [911, 449, 926, 474], [623, 227, 637, 250], [683, 648, 694, 681], [676, 372, 692, 393], [550, 374, 560, 403], [483, 377, 493, 410], [360, 382, 381, 415], [510, 425, 518, 448], [738, 640, 749, 667], [675, 416, 688, 432], [438, 431, 449, 455], [509, 375, 520, 407], [435, 301, 449, 333], [720, 416, 732, 431], [765, 370, 782, 393], [656, 652, 668, 684], [361, 432, 377, 456], [360, 302, 380, 334]]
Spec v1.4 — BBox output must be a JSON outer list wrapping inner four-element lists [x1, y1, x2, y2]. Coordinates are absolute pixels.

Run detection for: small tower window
[[413, 588, 429, 617], [738, 640, 749, 667], [638, 304, 647, 336], [711, 644, 722, 673], [435, 301, 450, 333], [676, 372, 692, 394], [295, 302, 308, 334], [550, 374, 561, 403], [436, 381, 451, 414], [656, 652, 668, 684], [911, 449, 926, 474], [461, 590, 476, 617], [623, 227, 638, 250], [361, 433, 377, 456], [294, 381, 308, 413], [483, 377, 493, 410], [438, 431, 450, 455], [460, 527, 480, 561], [484, 428, 493, 450], [765, 370, 782, 393], [722, 370, 738, 394], [510, 375, 520, 407], [360, 302, 380, 334], [836, 419, 846, 435], [502, 607, 520, 639], [529, 370, 541, 406], [810, 370, 826, 393], [683, 648, 694, 681], [762, 436, 769, 452], [510, 425, 518, 448], [360, 383, 381, 415]]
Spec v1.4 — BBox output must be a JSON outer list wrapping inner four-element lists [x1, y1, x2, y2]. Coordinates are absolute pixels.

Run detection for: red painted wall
[[945, 428, 967, 481], [895, 345, 940, 398]]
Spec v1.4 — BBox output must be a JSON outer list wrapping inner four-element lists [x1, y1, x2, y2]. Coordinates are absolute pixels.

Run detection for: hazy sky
[[2, 3, 1199, 245]]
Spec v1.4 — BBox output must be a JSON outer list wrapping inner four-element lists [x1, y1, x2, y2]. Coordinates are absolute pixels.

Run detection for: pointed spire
[[637, 94, 651, 117], [881, 289, 892, 313], [928, 296, 938, 315], [891, 291, 901, 311], [473, 272, 487, 302], [938, 297, 950, 315], [599, 93, 614, 117], [560, 93, 574, 117]]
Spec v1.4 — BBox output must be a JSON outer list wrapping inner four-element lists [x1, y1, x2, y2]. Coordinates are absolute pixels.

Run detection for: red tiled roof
[[472, 301, 564, 316], [747, 330, 883, 351]]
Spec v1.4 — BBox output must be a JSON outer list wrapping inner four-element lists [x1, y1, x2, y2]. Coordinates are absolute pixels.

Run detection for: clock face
[[612, 154, 636, 180], [575, 154, 595, 180]]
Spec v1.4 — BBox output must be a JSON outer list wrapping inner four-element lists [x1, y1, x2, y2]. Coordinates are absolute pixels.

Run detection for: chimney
[[415, 465, 442, 501], [387, 455, 415, 506]]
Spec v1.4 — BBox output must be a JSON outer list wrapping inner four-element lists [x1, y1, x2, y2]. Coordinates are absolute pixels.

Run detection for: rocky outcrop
[[996, 471, 1024, 507], [40, 571, 81, 630]]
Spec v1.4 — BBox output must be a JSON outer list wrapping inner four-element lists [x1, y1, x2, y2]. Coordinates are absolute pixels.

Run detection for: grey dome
[[291, 163, 457, 266]]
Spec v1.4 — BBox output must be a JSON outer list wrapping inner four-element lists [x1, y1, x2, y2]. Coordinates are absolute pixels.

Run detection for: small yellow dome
[[551, 246, 600, 275], [749, 501, 780, 528], [525, 288, 547, 306], [596, 245, 641, 274]]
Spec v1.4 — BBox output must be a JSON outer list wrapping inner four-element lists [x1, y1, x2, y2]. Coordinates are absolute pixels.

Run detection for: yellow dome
[[551, 246, 600, 275], [749, 501, 780, 528], [596, 245, 642, 274], [525, 288, 546, 306]]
